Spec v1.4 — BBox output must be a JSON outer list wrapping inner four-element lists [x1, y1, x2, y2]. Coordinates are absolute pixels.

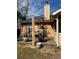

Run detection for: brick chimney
[[44, 2, 50, 20]]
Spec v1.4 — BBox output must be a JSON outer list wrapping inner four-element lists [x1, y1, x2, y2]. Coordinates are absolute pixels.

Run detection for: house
[[17, 2, 61, 47]]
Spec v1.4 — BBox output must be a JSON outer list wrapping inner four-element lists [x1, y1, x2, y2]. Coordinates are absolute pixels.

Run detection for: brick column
[[32, 16, 36, 47]]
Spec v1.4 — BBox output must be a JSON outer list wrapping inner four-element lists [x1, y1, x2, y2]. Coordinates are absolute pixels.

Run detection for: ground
[[17, 44, 61, 59], [17, 33, 61, 59]]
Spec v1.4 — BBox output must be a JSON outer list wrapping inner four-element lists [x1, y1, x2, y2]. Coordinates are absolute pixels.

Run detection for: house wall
[[20, 25, 27, 36], [45, 25, 55, 38], [35, 25, 39, 32]]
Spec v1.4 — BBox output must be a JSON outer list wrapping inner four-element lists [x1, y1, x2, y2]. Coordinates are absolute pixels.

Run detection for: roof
[[20, 15, 55, 25]]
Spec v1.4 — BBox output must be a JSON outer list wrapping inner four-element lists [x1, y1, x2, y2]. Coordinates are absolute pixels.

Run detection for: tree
[[17, 0, 30, 20]]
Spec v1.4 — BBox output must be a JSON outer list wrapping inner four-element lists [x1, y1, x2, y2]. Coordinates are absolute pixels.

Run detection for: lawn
[[17, 45, 61, 59]]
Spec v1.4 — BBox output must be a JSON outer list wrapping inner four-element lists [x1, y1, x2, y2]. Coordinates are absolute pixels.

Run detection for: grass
[[17, 46, 44, 59], [17, 45, 61, 59]]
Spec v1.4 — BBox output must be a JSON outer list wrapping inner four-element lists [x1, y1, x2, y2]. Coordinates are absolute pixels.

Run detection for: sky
[[17, 0, 61, 18]]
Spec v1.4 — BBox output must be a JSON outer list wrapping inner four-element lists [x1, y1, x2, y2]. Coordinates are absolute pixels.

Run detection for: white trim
[[52, 9, 61, 15]]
